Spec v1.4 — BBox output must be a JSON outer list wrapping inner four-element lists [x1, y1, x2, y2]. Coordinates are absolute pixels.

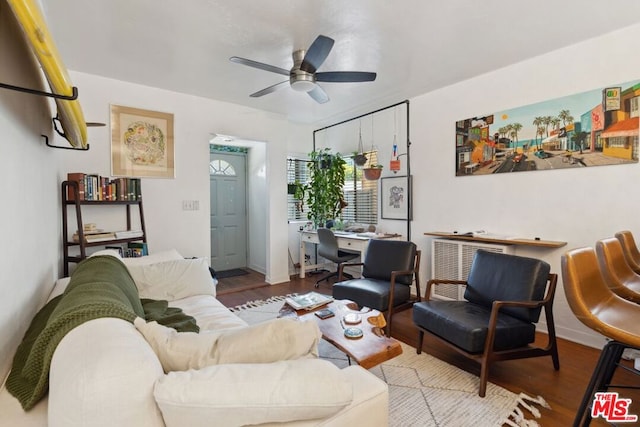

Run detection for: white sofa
[[0, 250, 388, 427]]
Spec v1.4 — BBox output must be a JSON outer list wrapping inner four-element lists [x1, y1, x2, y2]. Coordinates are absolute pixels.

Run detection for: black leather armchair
[[332, 239, 420, 336], [413, 249, 559, 397]]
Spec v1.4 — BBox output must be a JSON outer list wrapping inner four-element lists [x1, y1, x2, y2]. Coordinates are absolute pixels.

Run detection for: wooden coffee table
[[279, 299, 402, 369]]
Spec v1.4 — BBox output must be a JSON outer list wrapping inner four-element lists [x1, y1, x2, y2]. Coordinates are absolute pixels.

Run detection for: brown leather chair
[[596, 237, 640, 303], [562, 247, 640, 426], [413, 250, 559, 397], [615, 230, 640, 275]]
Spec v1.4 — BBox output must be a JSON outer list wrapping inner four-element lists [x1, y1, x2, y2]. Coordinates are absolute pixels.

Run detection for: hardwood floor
[[216, 270, 640, 426]]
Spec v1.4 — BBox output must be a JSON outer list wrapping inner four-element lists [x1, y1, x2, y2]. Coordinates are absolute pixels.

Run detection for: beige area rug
[[230, 297, 551, 427]]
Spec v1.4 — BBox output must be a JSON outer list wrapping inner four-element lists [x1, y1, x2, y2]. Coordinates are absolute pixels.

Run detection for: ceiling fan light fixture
[[290, 70, 316, 92], [230, 35, 376, 103], [290, 79, 316, 92]]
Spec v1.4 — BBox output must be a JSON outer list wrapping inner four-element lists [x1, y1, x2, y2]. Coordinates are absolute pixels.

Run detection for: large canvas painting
[[111, 105, 175, 178], [455, 80, 640, 176]]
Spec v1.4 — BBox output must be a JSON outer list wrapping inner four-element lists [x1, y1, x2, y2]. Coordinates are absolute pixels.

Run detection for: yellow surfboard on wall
[[6, 0, 88, 148]]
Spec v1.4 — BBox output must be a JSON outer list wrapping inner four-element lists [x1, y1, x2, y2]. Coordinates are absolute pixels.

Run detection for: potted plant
[[306, 148, 346, 228], [363, 164, 383, 180]]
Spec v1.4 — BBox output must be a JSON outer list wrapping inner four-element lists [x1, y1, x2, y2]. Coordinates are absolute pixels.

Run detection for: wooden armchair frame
[[337, 249, 421, 336], [418, 273, 559, 397]]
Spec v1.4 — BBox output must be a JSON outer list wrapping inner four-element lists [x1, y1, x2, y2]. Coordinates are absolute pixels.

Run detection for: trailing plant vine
[[306, 148, 346, 227]]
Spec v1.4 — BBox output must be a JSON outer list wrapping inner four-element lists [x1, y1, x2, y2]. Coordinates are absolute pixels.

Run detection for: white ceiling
[[42, 0, 640, 126]]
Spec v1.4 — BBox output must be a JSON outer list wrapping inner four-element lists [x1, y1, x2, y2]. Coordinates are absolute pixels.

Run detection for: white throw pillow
[[127, 258, 215, 301], [134, 317, 321, 372], [154, 359, 353, 427], [89, 249, 124, 259], [121, 249, 183, 266]]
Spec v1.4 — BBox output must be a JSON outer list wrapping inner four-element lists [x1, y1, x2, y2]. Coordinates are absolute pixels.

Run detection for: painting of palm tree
[[455, 79, 640, 176]]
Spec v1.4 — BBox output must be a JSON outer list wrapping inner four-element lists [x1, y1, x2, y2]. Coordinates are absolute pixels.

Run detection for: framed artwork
[[381, 175, 412, 220], [455, 78, 640, 177], [111, 105, 175, 178]]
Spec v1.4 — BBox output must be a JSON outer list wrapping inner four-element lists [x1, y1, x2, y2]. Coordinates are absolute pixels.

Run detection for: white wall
[[409, 23, 640, 348], [0, 3, 62, 381], [52, 71, 311, 285]]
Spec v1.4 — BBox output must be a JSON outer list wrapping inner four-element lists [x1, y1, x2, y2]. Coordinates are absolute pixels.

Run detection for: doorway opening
[[209, 134, 268, 293]]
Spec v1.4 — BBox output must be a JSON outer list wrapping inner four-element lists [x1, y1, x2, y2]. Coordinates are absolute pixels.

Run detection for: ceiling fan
[[230, 35, 376, 104]]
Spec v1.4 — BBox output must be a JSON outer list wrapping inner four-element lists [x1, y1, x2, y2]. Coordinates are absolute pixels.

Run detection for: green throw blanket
[[6, 255, 199, 410]]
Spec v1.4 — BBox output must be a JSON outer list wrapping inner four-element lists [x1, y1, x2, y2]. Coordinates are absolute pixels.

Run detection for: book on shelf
[[72, 232, 116, 243], [115, 230, 144, 239], [65, 173, 142, 202], [285, 292, 333, 311], [127, 242, 148, 257]]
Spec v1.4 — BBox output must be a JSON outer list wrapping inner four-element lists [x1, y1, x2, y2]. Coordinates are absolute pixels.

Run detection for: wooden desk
[[299, 231, 401, 278], [424, 231, 566, 248]]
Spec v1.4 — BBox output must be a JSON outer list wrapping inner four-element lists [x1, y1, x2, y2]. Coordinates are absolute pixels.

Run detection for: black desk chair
[[413, 249, 559, 397], [314, 228, 359, 288], [332, 239, 420, 336]]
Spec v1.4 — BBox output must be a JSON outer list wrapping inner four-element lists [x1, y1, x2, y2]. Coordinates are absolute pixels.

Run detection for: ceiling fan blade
[[230, 56, 289, 76], [300, 35, 334, 74], [250, 80, 289, 97], [316, 71, 377, 83], [307, 85, 329, 104]]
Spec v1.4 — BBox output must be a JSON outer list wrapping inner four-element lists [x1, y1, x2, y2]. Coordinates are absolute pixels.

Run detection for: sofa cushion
[[154, 359, 353, 426], [134, 317, 321, 372], [127, 257, 215, 301], [49, 318, 165, 427], [170, 294, 247, 331]]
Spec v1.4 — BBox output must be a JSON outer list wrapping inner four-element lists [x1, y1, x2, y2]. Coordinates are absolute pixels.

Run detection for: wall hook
[[42, 134, 89, 151], [0, 82, 78, 100]]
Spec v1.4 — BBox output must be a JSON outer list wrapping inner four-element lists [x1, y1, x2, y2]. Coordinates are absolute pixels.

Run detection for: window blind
[[342, 151, 378, 224], [287, 153, 379, 224], [287, 158, 310, 221]]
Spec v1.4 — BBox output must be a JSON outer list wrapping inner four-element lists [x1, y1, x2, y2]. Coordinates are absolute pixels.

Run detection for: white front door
[[209, 151, 247, 271]]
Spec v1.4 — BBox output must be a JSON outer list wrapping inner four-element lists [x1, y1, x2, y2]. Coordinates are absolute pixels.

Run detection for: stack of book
[[285, 292, 333, 311], [72, 231, 116, 243], [67, 172, 142, 202], [114, 230, 144, 239]]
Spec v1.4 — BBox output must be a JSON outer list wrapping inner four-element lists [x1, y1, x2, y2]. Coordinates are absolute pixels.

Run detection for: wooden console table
[[424, 231, 566, 249]]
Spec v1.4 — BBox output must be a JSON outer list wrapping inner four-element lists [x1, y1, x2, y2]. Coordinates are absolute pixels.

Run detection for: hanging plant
[[362, 117, 382, 180], [363, 164, 383, 180], [306, 148, 346, 227], [353, 119, 368, 166]]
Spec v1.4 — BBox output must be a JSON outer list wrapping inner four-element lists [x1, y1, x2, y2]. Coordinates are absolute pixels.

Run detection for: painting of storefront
[[455, 79, 640, 176], [600, 84, 640, 161]]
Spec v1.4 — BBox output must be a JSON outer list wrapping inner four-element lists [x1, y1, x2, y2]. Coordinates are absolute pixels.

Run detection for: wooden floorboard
[[216, 271, 640, 426]]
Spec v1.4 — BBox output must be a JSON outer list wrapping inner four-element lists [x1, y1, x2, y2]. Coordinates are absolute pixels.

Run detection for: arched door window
[[209, 159, 237, 176]]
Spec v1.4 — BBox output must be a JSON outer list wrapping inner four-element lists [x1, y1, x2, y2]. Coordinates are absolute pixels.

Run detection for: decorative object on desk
[[455, 78, 640, 177], [381, 175, 412, 220], [111, 105, 175, 178], [285, 291, 333, 311], [306, 148, 346, 228]]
